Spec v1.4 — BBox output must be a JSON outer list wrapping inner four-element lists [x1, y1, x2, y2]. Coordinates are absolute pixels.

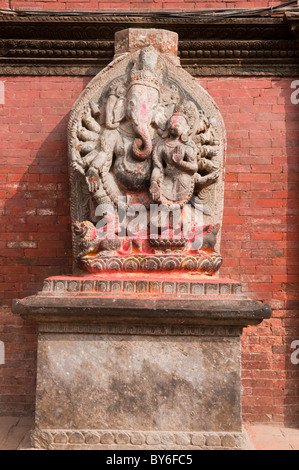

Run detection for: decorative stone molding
[[30, 427, 247, 450], [76, 254, 224, 276], [38, 323, 243, 337], [39, 276, 243, 297], [1, 14, 299, 76]]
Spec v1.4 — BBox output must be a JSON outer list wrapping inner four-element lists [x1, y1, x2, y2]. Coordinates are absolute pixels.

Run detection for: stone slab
[[12, 276, 271, 329], [0, 417, 34, 450], [245, 424, 299, 451], [34, 333, 242, 435]]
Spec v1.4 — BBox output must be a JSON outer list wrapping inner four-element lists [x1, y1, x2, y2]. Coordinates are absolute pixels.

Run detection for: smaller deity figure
[[150, 103, 198, 207]]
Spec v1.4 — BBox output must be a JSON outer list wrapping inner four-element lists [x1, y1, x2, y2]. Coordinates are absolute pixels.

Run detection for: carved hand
[[86, 168, 100, 193], [172, 145, 184, 165], [195, 170, 220, 190], [71, 161, 85, 176], [202, 146, 218, 158], [203, 159, 219, 173], [150, 181, 160, 202]]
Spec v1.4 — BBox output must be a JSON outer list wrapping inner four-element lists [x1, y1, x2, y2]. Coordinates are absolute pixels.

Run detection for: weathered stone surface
[[115, 432, 130, 445], [84, 432, 100, 445], [205, 434, 222, 447], [175, 433, 191, 446], [221, 434, 236, 448], [130, 432, 145, 446], [160, 433, 176, 445], [53, 432, 68, 444], [146, 433, 161, 445], [68, 432, 84, 444], [35, 332, 242, 433], [191, 434, 205, 446]]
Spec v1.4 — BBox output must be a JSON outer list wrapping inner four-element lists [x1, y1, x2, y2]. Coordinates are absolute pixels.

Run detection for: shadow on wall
[[2, 116, 73, 303], [0, 76, 90, 415], [1, 77, 93, 304]]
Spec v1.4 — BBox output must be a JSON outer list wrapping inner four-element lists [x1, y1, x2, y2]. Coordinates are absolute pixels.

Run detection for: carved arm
[[82, 105, 102, 134]]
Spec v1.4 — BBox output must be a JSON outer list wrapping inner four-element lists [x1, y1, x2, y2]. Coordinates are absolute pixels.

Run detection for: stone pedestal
[[11, 27, 272, 451], [13, 276, 271, 450]]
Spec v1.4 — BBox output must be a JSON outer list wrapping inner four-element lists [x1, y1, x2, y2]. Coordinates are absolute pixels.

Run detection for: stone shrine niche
[[68, 29, 226, 277]]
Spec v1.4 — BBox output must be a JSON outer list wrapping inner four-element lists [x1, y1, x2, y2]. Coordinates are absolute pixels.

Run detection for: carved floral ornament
[[68, 32, 226, 276]]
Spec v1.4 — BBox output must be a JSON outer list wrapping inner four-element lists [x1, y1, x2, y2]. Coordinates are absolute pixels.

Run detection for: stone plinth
[[13, 277, 271, 450]]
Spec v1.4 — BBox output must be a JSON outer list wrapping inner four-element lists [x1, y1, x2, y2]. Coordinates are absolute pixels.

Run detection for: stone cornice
[[0, 13, 299, 76]]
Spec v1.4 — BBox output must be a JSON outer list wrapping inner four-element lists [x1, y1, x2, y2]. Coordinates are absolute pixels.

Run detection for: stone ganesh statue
[[69, 44, 225, 275]]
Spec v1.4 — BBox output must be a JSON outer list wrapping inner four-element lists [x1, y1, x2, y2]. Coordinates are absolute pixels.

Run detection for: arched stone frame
[[68, 35, 226, 269]]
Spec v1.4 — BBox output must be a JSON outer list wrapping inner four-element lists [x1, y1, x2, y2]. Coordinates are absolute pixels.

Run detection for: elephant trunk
[[127, 85, 158, 161], [132, 124, 152, 161]]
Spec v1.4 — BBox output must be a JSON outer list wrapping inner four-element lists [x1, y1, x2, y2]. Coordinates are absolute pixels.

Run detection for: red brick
[[238, 174, 271, 182], [1, 58, 299, 425]]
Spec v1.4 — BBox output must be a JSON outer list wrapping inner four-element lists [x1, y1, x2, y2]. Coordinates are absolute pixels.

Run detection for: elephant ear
[[153, 105, 168, 131], [113, 98, 126, 124]]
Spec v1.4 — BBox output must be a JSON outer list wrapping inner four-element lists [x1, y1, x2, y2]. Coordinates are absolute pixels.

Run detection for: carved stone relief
[[68, 29, 226, 276]]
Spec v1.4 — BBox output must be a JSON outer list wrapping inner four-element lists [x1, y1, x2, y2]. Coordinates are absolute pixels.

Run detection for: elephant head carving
[[103, 47, 164, 161]]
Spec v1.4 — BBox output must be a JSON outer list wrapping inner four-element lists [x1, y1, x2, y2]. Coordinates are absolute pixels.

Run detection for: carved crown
[[128, 46, 163, 92]]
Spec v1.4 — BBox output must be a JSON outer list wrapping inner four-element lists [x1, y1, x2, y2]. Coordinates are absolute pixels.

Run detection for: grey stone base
[[31, 428, 247, 450], [12, 281, 271, 452]]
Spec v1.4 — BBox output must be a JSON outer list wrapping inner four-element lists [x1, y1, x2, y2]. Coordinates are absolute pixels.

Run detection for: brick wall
[[0, 76, 89, 414], [201, 77, 299, 424], [0, 74, 298, 422], [0, 1, 291, 12]]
